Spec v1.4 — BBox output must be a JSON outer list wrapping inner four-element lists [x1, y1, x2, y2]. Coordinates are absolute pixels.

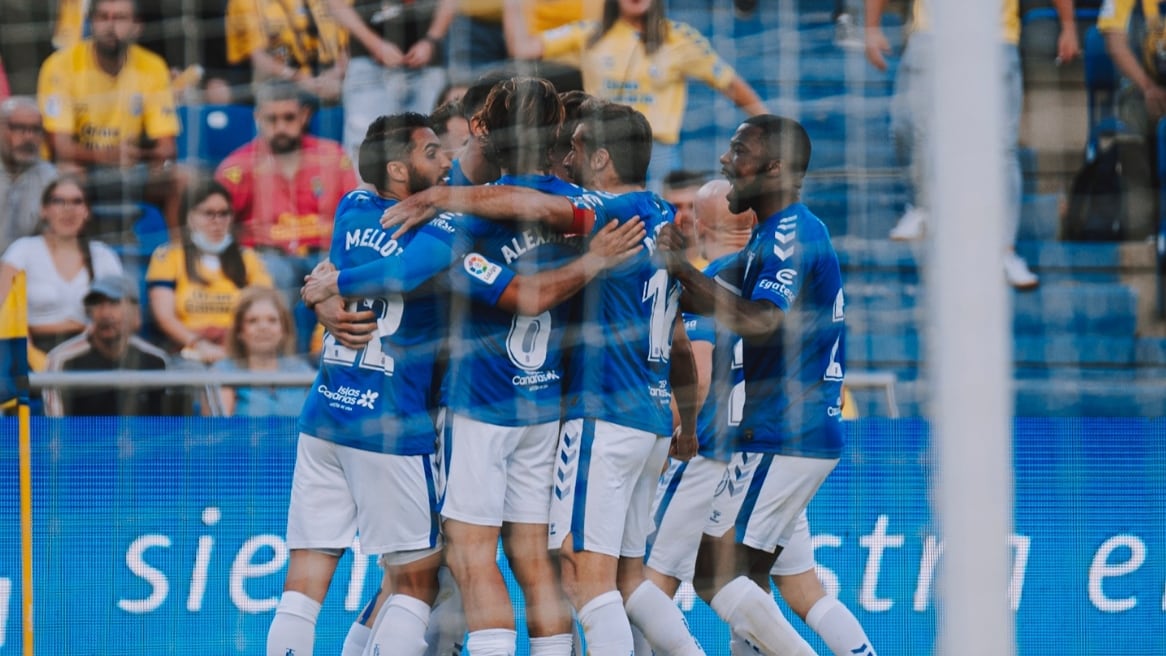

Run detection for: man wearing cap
[[43, 274, 173, 416]]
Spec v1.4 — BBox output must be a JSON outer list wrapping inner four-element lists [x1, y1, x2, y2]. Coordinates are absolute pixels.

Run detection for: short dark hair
[[742, 114, 812, 178], [254, 80, 306, 107], [553, 90, 594, 156], [89, 0, 139, 19], [430, 100, 462, 137], [577, 100, 653, 186], [359, 112, 432, 191], [475, 77, 563, 173], [662, 169, 712, 192], [459, 70, 514, 120]]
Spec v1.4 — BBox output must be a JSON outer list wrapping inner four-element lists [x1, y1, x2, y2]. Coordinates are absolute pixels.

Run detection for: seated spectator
[[1, 97, 58, 256], [0, 177, 124, 353], [214, 80, 355, 317], [662, 169, 712, 268], [431, 98, 471, 161], [1101, 1, 1166, 150], [146, 177, 272, 364], [36, 0, 185, 241], [208, 286, 312, 416], [42, 274, 175, 417], [225, 0, 347, 103]]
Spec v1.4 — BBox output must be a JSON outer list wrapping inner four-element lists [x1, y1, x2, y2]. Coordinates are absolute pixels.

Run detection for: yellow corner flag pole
[[3, 271, 33, 654]]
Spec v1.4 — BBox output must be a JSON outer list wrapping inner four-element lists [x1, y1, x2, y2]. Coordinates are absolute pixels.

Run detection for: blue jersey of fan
[[562, 190, 680, 436], [298, 189, 456, 455], [686, 254, 744, 462], [713, 202, 845, 458], [444, 173, 594, 427]]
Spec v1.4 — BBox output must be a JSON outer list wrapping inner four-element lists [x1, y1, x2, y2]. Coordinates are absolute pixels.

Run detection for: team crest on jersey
[[464, 253, 502, 284], [221, 166, 243, 185], [311, 177, 323, 198], [130, 94, 143, 117]]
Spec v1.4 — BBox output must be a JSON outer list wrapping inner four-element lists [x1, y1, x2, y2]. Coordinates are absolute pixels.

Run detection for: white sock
[[729, 632, 764, 655], [805, 596, 876, 656], [465, 628, 517, 656], [631, 625, 653, 655], [341, 623, 371, 656], [710, 577, 815, 656], [426, 567, 467, 656], [624, 581, 703, 655], [577, 591, 634, 655], [266, 591, 321, 656], [529, 633, 575, 655], [367, 594, 431, 656]]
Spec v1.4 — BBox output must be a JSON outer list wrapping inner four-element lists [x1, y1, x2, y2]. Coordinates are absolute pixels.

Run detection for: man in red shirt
[[215, 80, 357, 334]]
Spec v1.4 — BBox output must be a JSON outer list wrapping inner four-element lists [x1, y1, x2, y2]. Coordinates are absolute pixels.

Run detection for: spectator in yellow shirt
[[503, 0, 767, 191], [37, 0, 185, 242], [146, 176, 272, 364], [225, 0, 348, 103]]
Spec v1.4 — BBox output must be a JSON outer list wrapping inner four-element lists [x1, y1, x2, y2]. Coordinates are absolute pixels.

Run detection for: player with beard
[[36, 0, 186, 240], [215, 80, 357, 331], [267, 113, 453, 656], [655, 115, 845, 655], [381, 99, 707, 655], [301, 99, 645, 655], [648, 179, 877, 656]]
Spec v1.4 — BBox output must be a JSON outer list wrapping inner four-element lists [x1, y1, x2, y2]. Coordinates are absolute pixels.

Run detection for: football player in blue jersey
[[382, 98, 707, 656], [281, 111, 644, 656], [656, 115, 847, 656], [304, 86, 647, 656], [650, 179, 877, 656], [268, 112, 454, 656]]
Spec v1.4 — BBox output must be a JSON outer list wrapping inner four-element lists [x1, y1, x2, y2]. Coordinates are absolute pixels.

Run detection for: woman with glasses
[[146, 177, 272, 364], [0, 176, 125, 352]]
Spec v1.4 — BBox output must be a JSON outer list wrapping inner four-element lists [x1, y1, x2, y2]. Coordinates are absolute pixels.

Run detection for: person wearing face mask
[[145, 176, 272, 364]]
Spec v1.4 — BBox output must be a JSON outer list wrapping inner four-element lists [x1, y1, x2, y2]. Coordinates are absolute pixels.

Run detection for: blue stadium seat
[[1083, 25, 1125, 160], [309, 105, 345, 143], [177, 104, 256, 167]]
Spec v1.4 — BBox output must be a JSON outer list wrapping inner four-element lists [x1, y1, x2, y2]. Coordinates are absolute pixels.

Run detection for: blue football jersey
[[562, 190, 681, 436], [298, 190, 455, 455], [444, 173, 593, 427], [687, 254, 744, 462], [713, 202, 845, 458]]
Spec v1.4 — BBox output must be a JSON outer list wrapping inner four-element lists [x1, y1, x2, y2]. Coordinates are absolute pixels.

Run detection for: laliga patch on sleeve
[[464, 253, 502, 284]]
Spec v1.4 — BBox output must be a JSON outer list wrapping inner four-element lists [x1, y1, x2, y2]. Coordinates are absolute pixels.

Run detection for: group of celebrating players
[[264, 72, 877, 656]]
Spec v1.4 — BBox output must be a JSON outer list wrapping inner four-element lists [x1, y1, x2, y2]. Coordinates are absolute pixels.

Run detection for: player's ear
[[764, 158, 782, 178], [591, 147, 610, 172], [386, 161, 407, 184]]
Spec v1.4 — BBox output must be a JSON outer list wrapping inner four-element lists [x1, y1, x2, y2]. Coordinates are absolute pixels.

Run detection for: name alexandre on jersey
[[500, 225, 576, 264]]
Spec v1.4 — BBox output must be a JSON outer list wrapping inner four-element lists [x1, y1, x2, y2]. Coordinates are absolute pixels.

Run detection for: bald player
[[644, 179, 878, 656]]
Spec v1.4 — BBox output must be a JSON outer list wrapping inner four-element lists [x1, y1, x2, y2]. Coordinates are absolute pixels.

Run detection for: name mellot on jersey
[[344, 226, 403, 257]]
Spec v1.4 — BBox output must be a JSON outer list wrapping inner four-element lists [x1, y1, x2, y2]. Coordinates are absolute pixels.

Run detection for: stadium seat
[[176, 104, 256, 167], [1083, 25, 1124, 160], [309, 105, 345, 143]]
